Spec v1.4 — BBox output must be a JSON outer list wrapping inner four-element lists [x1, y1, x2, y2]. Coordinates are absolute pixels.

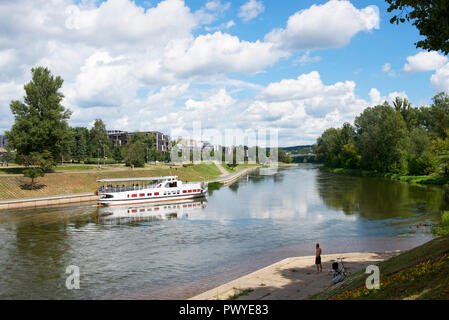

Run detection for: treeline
[[69, 119, 169, 167], [316, 93, 449, 176], [3, 66, 169, 173]]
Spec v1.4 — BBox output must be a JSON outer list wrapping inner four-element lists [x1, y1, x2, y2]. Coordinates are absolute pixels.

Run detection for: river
[[0, 164, 446, 299]]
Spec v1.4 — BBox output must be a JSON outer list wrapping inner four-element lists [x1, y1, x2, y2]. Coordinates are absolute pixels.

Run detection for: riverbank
[[190, 236, 449, 300], [189, 251, 400, 300], [0, 163, 223, 200], [320, 166, 449, 185], [0, 163, 262, 209], [313, 235, 449, 300]]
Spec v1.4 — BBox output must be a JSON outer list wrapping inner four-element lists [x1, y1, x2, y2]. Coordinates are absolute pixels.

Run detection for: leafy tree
[[386, 0, 449, 54], [71, 127, 89, 163], [23, 168, 44, 190], [427, 92, 449, 139], [278, 148, 292, 163], [354, 103, 410, 173], [393, 96, 419, 130], [408, 128, 437, 175], [127, 132, 157, 162], [122, 141, 146, 167], [0, 145, 15, 166], [5, 67, 72, 166], [89, 119, 109, 157], [316, 123, 360, 168]]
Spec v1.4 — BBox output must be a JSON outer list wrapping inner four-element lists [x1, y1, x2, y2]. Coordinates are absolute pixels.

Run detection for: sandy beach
[[190, 251, 400, 300]]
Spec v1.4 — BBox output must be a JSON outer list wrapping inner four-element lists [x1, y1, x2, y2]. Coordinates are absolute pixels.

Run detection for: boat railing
[[98, 183, 158, 194]]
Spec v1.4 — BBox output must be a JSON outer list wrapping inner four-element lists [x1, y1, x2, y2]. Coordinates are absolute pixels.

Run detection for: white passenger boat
[[96, 176, 207, 206]]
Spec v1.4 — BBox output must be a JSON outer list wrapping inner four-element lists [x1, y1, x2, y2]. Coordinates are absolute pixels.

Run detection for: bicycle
[[331, 257, 349, 284]]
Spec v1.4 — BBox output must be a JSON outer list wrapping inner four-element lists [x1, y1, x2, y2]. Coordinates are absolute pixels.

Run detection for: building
[[107, 130, 171, 154], [107, 130, 128, 148], [146, 131, 171, 154], [0, 135, 8, 148]]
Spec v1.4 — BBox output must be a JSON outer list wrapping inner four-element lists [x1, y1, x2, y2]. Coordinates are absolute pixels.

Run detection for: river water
[[0, 164, 446, 299]]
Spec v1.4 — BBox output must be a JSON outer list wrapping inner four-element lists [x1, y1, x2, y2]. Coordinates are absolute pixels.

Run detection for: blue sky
[[1, 0, 448, 146]]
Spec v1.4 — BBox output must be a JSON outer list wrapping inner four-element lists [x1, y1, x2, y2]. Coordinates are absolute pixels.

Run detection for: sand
[[189, 251, 400, 300]]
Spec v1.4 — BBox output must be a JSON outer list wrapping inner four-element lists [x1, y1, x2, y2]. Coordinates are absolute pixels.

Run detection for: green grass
[[312, 236, 449, 300], [320, 166, 449, 185], [226, 288, 254, 300], [434, 211, 449, 236], [0, 163, 222, 200]]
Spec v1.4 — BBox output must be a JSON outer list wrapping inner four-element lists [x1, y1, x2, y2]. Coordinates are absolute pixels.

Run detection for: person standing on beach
[[315, 243, 322, 273]]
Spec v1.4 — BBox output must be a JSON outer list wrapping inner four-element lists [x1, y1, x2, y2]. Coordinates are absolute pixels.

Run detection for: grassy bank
[[0, 163, 222, 200], [320, 166, 449, 185], [313, 236, 449, 300]]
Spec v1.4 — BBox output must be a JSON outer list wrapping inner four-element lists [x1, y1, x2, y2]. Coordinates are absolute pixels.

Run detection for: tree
[[392, 96, 419, 130], [23, 168, 44, 190], [278, 148, 292, 164], [428, 92, 449, 139], [408, 127, 437, 175], [71, 127, 89, 163], [20, 151, 53, 190], [122, 141, 146, 167], [386, 0, 449, 54], [0, 145, 15, 166], [5, 67, 72, 166], [89, 119, 109, 157], [355, 103, 410, 173]]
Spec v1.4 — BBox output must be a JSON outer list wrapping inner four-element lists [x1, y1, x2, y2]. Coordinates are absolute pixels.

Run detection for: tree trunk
[[31, 177, 34, 190]]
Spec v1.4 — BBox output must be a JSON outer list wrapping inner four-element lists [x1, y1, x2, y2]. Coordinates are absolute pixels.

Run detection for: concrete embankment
[[207, 166, 259, 186], [0, 193, 99, 210]]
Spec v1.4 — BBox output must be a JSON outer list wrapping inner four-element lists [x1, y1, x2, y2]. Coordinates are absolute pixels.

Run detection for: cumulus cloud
[[0, 0, 392, 146], [430, 62, 449, 92], [162, 32, 288, 77], [404, 51, 448, 73], [238, 0, 265, 22], [265, 0, 379, 50]]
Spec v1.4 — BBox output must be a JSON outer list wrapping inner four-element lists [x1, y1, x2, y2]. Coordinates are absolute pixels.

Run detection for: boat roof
[[96, 176, 178, 183]]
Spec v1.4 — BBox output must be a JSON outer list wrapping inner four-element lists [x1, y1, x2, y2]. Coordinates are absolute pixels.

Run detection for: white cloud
[[194, 0, 231, 25], [238, 0, 265, 22], [430, 62, 449, 92], [369, 87, 408, 105], [382, 62, 397, 76], [404, 51, 448, 73], [296, 51, 321, 65], [265, 0, 379, 51], [162, 32, 288, 77]]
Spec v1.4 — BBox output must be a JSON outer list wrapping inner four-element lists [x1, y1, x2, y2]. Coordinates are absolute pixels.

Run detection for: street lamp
[[97, 147, 100, 169]]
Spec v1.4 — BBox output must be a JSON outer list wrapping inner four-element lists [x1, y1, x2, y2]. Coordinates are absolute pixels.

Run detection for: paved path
[[214, 162, 229, 177]]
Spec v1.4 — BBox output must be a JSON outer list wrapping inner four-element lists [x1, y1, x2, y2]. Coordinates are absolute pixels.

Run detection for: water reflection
[[316, 171, 448, 220], [98, 200, 207, 224], [0, 164, 445, 299]]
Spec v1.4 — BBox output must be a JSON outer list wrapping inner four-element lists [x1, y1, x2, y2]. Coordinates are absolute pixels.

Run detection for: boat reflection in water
[[98, 199, 207, 224]]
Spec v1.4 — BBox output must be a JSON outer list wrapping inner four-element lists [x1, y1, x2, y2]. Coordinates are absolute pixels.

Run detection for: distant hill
[[281, 145, 314, 151]]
